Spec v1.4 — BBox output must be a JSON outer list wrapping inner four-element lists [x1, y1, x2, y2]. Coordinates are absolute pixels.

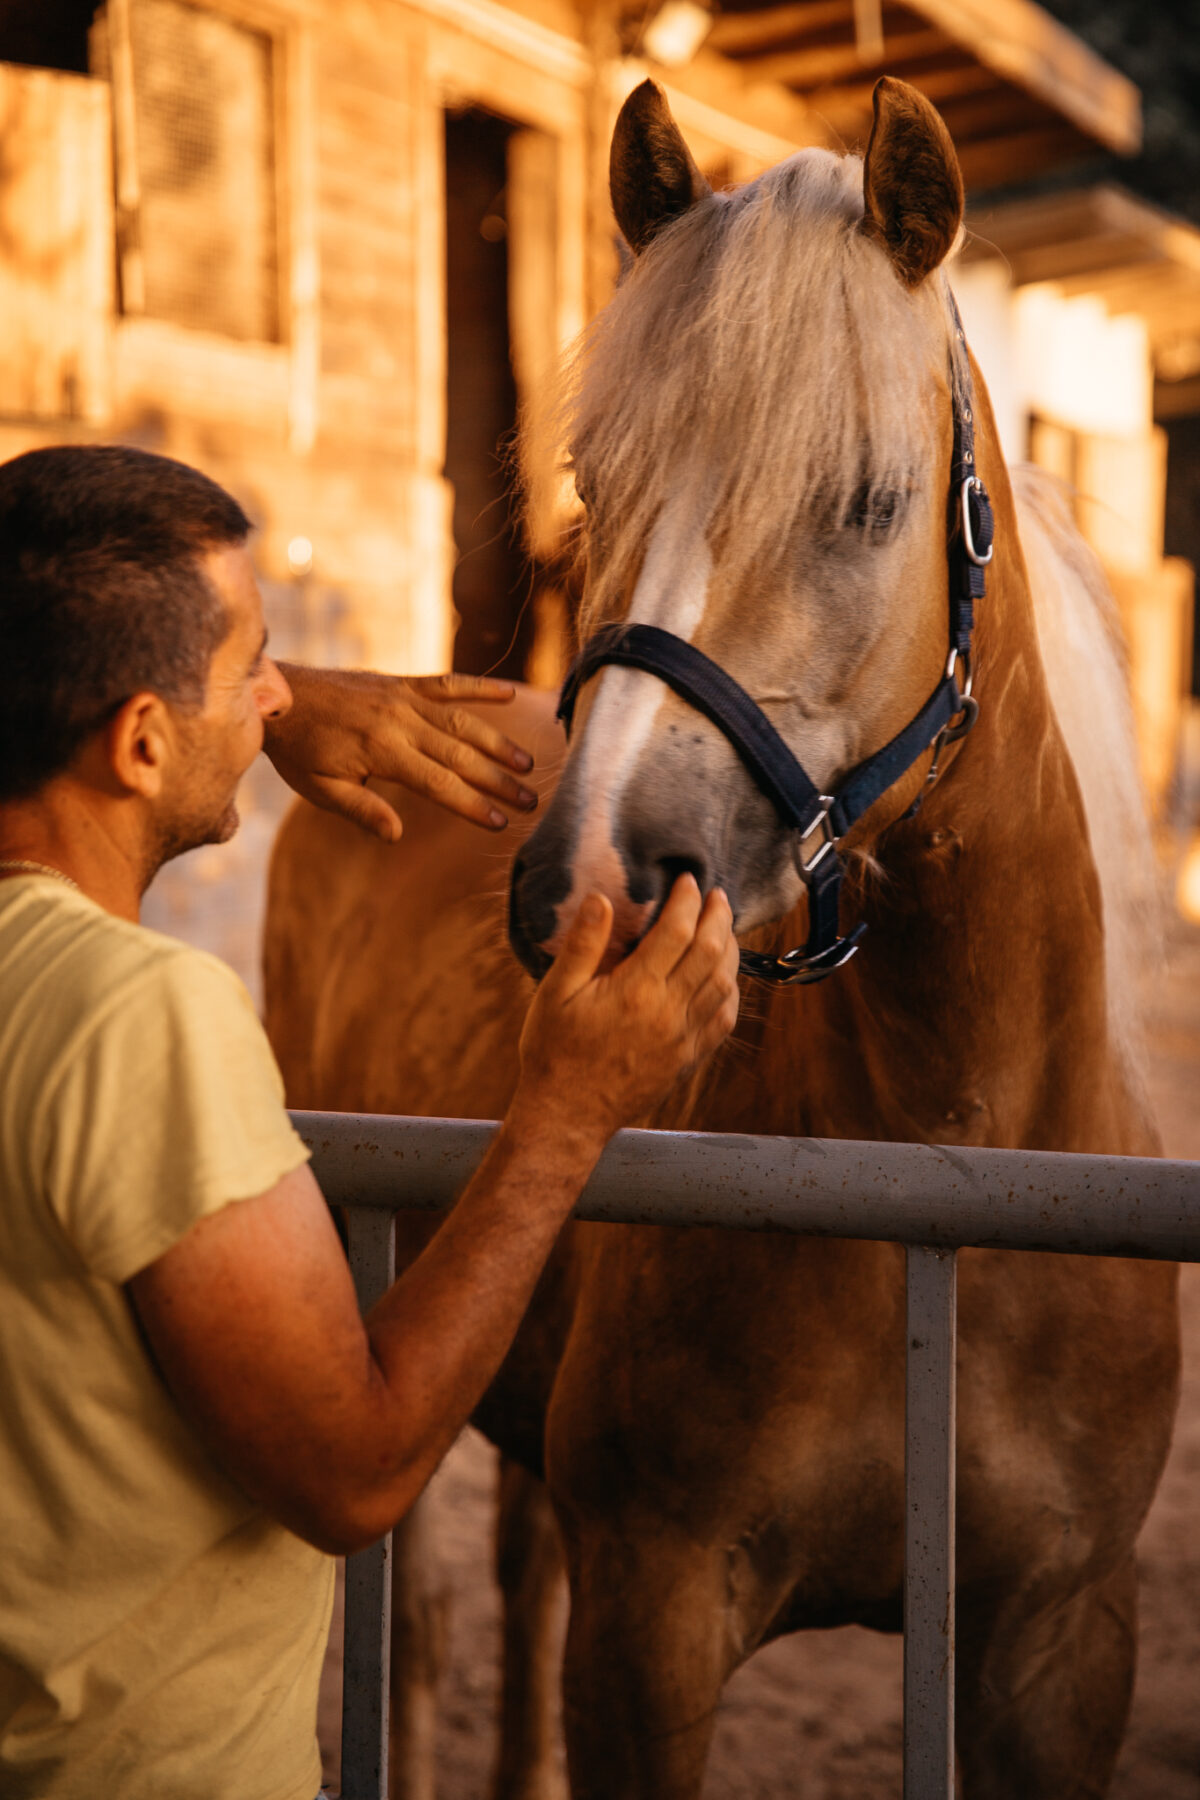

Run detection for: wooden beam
[[993, 232, 1159, 288], [625, 49, 828, 163], [1154, 373, 1200, 422], [707, 0, 855, 58], [964, 186, 1200, 284], [902, 0, 1140, 154], [1075, 263, 1200, 318], [954, 122, 1087, 190], [935, 85, 1049, 142], [739, 26, 949, 90], [802, 58, 997, 123]]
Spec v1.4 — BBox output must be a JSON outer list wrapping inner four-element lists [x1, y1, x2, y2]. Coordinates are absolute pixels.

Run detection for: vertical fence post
[[904, 1245, 957, 1800], [340, 1207, 397, 1800]]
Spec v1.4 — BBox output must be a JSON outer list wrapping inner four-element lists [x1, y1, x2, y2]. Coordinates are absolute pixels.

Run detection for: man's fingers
[[408, 679, 534, 772], [629, 874, 704, 979], [543, 896, 614, 1000], [410, 673, 517, 704], [411, 722, 538, 810], [399, 755, 518, 831], [667, 888, 735, 992], [307, 776, 404, 844]]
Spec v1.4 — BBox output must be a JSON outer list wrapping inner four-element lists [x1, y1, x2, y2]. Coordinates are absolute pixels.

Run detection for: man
[[0, 445, 740, 1800]]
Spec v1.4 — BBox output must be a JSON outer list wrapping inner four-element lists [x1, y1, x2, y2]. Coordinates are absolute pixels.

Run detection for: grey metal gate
[[293, 1109, 1200, 1800]]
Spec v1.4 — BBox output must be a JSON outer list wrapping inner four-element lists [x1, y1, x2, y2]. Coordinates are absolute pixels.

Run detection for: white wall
[[950, 259, 1023, 463], [949, 260, 1155, 461]]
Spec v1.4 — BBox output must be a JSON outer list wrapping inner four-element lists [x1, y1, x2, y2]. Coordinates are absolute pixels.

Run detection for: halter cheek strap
[[556, 301, 994, 987]]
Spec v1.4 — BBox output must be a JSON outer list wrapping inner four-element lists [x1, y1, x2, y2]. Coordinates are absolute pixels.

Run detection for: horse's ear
[[610, 79, 712, 256], [860, 77, 963, 287]]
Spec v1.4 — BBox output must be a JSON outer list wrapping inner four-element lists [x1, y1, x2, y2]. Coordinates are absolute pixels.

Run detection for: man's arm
[[263, 664, 539, 841], [128, 878, 739, 1554]]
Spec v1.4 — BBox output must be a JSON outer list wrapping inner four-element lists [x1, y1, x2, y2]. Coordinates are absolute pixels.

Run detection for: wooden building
[[0, 0, 1172, 981]]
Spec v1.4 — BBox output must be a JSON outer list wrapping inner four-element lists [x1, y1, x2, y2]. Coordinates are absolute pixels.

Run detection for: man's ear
[[860, 76, 963, 287], [610, 79, 712, 256], [105, 692, 172, 799]]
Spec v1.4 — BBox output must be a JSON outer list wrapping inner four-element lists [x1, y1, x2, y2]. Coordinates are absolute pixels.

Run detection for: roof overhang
[[656, 0, 1140, 190]]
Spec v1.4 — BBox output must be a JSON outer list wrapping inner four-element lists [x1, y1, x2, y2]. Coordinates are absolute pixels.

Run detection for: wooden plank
[[106, 0, 145, 315], [1076, 264, 1200, 319], [114, 317, 290, 428], [735, 26, 949, 90], [283, 20, 320, 451], [935, 85, 1049, 142], [853, 0, 885, 65], [808, 58, 998, 126], [1155, 374, 1200, 421], [0, 66, 114, 423], [428, 17, 581, 131], [626, 50, 827, 163], [708, 0, 855, 57], [1000, 233, 1158, 289], [903, 0, 1140, 154], [955, 123, 1087, 190]]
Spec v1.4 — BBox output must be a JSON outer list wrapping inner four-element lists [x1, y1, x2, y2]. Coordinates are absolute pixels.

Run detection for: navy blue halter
[[556, 303, 994, 986]]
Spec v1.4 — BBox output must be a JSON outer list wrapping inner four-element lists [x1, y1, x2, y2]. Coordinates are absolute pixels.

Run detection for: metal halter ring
[[961, 477, 993, 568]]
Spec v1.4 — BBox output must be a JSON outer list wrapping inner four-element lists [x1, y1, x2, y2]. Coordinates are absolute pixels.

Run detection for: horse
[[264, 77, 1180, 1800]]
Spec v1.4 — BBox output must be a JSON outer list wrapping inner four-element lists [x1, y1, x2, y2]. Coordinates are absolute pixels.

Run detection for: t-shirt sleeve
[[38, 946, 312, 1283]]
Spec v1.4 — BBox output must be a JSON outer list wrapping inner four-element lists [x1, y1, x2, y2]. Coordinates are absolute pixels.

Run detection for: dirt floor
[[319, 920, 1200, 1798]]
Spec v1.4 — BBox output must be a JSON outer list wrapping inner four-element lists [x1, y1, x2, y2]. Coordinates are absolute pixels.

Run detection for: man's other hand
[[515, 875, 741, 1147], [263, 665, 539, 840]]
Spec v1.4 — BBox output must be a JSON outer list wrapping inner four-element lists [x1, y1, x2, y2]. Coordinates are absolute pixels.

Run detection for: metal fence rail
[[293, 1109, 1200, 1800]]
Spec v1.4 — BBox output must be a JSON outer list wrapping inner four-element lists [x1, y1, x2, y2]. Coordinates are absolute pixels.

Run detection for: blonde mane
[[544, 147, 957, 628], [1012, 464, 1160, 1064]]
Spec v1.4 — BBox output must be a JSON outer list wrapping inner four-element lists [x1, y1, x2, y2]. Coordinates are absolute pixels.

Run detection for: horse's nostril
[[659, 854, 707, 896]]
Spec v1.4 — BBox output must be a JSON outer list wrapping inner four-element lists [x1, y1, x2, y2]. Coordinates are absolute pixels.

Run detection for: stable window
[[100, 0, 280, 343]]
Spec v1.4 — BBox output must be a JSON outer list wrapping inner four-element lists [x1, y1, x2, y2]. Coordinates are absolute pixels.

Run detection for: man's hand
[[263, 664, 539, 840], [515, 874, 741, 1148]]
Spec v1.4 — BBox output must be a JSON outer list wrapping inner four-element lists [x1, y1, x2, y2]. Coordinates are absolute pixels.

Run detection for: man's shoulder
[[0, 880, 250, 1053]]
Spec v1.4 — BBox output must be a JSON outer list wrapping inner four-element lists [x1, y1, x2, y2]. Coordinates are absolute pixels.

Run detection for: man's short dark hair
[[0, 445, 252, 801]]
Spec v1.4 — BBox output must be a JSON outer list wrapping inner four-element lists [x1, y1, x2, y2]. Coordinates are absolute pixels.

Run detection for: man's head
[[0, 445, 290, 881]]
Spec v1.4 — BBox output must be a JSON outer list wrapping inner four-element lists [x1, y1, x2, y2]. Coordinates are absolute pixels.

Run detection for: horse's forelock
[[531, 145, 957, 631]]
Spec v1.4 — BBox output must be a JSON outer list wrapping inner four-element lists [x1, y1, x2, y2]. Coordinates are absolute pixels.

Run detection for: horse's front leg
[[556, 1517, 738, 1800], [956, 1555, 1138, 1800], [492, 1457, 569, 1800]]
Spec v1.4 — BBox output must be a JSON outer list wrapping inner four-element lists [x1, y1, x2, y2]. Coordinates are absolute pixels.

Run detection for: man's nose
[[260, 659, 293, 720]]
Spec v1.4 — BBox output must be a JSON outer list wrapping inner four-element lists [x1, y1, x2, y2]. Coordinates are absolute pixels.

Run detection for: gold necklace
[[0, 859, 81, 894]]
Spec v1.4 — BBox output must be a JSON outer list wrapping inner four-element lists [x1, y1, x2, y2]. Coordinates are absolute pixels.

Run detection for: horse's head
[[510, 77, 970, 976]]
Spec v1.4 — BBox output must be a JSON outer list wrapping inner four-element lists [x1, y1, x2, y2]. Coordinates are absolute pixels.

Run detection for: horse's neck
[[692, 443, 1156, 1157]]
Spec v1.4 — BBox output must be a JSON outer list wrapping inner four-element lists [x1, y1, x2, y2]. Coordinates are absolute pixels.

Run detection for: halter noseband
[[556, 301, 994, 986]]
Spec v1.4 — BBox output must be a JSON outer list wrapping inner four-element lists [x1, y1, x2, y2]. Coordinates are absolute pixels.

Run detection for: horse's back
[[263, 685, 563, 1120]]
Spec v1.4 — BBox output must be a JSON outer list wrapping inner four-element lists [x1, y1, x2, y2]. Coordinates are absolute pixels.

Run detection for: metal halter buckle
[[961, 476, 993, 568], [738, 923, 867, 986], [796, 797, 837, 875]]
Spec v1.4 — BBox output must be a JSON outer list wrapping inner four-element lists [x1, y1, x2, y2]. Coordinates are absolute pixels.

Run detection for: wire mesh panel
[[126, 0, 279, 342]]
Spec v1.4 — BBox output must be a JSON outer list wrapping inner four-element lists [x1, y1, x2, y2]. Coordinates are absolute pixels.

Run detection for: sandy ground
[[319, 922, 1200, 1798]]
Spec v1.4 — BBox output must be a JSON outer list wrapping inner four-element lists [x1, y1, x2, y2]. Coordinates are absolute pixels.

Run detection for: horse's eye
[[844, 482, 904, 538]]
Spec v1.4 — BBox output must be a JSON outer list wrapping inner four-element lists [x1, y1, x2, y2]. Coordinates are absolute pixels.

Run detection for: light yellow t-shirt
[[0, 875, 334, 1800]]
